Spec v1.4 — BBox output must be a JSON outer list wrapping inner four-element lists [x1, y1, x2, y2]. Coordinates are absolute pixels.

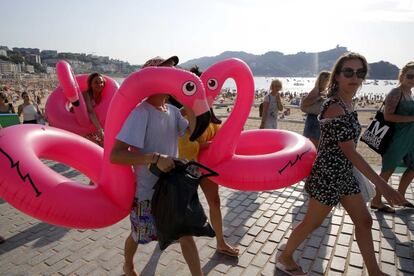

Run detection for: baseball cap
[[142, 56, 179, 68]]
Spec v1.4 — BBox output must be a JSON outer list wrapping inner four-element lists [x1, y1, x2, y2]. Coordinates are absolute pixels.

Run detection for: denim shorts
[[303, 114, 321, 140]]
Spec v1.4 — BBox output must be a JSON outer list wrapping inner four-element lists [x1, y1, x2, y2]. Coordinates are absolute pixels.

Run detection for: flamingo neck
[[206, 68, 254, 164]]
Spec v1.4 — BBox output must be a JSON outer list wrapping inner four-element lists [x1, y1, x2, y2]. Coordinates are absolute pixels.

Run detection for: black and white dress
[[305, 97, 361, 206]]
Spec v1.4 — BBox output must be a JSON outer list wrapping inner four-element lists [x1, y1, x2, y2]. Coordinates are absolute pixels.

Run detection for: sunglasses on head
[[340, 67, 367, 79], [406, 74, 414, 80]]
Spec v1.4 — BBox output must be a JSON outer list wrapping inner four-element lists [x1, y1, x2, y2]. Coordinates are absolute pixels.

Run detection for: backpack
[[259, 94, 269, 117]]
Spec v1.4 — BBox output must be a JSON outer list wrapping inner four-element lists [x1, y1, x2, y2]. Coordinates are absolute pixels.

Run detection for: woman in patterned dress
[[277, 53, 405, 276], [82, 73, 105, 147]]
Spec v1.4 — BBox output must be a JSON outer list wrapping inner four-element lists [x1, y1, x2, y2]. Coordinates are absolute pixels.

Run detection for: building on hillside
[[26, 54, 41, 64], [25, 64, 35, 73], [46, 66, 56, 74], [0, 49, 7, 57], [12, 47, 40, 55], [0, 61, 21, 74], [40, 50, 58, 58]]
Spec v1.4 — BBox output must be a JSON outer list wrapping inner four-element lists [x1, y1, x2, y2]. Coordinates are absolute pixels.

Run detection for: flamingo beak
[[72, 100, 80, 107], [209, 108, 222, 124], [189, 111, 211, 141]]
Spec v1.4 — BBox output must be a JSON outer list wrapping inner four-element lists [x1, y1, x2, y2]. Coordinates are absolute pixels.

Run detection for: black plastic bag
[[150, 160, 218, 250]]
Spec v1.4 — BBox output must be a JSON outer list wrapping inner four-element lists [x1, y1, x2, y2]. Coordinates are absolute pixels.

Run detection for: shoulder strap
[[334, 97, 350, 113]]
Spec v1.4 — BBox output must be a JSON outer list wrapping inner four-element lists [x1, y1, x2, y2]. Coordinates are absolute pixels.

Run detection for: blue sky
[[1, 0, 413, 67]]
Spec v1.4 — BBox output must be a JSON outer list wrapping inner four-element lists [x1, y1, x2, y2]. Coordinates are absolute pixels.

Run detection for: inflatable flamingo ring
[[45, 60, 119, 136], [198, 58, 317, 191], [0, 67, 211, 228]]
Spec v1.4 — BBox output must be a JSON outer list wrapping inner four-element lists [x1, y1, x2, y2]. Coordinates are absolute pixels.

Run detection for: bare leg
[[200, 178, 239, 256], [371, 170, 393, 208], [278, 198, 332, 270], [341, 194, 385, 276], [123, 234, 138, 276], [309, 138, 319, 149], [179, 236, 203, 276], [398, 169, 414, 199]]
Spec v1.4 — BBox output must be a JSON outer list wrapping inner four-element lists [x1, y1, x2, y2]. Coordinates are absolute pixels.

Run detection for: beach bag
[[352, 167, 376, 203], [360, 107, 394, 154], [300, 96, 324, 115], [150, 159, 217, 250], [360, 92, 402, 155]]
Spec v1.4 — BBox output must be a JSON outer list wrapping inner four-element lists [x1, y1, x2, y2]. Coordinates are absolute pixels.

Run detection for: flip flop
[[402, 201, 414, 208], [216, 246, 240, 257], [370, 204, 395, 213], [275, 262, 308, 276]]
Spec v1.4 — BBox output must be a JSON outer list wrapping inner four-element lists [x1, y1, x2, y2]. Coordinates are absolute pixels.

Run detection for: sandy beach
[[212, 98, 383, 167]]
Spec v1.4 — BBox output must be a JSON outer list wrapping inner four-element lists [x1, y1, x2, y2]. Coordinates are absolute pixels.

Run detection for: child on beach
[[371, 61, 414, 212], [110, 56, 204, 276], [260, 79, 284, 129], [277, 52, 405, 276]]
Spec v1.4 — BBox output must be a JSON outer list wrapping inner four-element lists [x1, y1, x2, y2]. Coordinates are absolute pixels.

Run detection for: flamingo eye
[[182, 81, 197, 96], [207, 78, 218, 90]]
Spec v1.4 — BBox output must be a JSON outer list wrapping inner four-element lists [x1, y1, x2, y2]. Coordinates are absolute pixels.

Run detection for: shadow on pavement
[[140, 246, 162, 276], [374, 208, 414, 273], [0, 222, 69, 254]]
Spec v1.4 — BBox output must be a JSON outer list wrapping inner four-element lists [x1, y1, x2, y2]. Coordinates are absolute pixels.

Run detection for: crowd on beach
[[1, 53, 414, 276]]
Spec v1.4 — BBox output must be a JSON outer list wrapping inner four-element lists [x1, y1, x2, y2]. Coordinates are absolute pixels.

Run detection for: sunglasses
[[406, 74, 414, 80], [340, 67, 367, 79]]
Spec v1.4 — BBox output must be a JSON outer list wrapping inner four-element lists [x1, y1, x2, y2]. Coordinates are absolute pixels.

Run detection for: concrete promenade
[[0, 161, 413, 275]]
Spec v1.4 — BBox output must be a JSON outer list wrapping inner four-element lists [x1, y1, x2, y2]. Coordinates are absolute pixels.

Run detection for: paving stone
[[349, 252, 364, 268], [311, 257, 329, 274], [0, 164, 410, 276], [330, 256, 346, 272]]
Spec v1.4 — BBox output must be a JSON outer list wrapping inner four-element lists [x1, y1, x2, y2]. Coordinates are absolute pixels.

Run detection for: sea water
[[115, 77, 399, 99]]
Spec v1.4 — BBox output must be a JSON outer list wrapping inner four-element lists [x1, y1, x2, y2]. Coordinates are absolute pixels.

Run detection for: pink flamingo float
[[198, 58, 317, 191], [0, 67, 211, 228], [45, 60, 119, 136]]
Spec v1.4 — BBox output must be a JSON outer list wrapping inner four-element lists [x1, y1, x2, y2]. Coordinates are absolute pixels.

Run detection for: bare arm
[[339, 140, 405, 206], [276, 94, 283, 111], [301, 87, 322, 107], [110, 139, 175, 172], [17, 104, 23, 116], [324, 103, 405, 206], [83, 92, 104, 131]]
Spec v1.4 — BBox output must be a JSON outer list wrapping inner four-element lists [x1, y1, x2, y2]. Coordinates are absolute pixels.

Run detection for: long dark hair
[[327, 52, 368, 97], [86, 72, 105, 104]]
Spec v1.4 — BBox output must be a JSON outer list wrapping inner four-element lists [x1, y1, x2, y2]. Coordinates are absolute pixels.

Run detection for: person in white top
[[18, 92, 44, 124]]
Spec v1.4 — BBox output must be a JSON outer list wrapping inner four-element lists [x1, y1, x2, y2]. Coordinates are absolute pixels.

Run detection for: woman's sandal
[[216, 246, 240, 257], [402, 201, 414, 208], [370, 204, 395, 213], [276, 262, 308, 276]]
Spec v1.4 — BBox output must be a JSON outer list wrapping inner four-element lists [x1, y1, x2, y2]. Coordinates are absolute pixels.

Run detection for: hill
[[181, 46, 399, 79]]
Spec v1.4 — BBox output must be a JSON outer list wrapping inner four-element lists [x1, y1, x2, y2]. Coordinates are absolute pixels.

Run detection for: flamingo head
[[200, 58, 252, 124], [122, 67, 211, 141], [56, 60, 82, 106]]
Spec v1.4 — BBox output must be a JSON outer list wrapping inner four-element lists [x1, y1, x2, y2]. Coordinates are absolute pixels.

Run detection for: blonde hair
[[315, 71, 330, 92], [398, 61, 414, 84], [270, 79, 282, 92]]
